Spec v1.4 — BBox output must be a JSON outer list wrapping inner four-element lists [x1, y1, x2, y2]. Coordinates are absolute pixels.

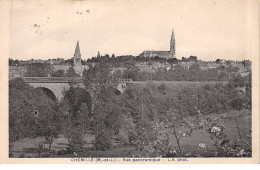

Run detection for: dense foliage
[[83, 69, 251, 156], [25, 63, 53, 77], [9, 78, 61, 156], [60, 88, 92, 153]]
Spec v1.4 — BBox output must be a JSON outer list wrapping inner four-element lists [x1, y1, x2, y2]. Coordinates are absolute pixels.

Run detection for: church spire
[[170, 29, 175, 57], [74, 41, 81, 58], [73, 41, 82, 70]]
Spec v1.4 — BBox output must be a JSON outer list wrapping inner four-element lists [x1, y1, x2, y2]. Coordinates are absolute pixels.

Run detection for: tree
[[44, 125, 60, 154], [188, 64, 201, 81], [64, 58, 73, 65], [167, 58, 178, 64], [26, 63, 53, 77], [61, 88, 92, 153], [66, 67, 80, 77], [245, 72, 252, 108], [172, 65, 187, 81], [94, 126, 113, 151], [83, 61, 119, 100], [181, 57, 187, 62], [91, 89, 126, 150], [64, 87, 92, 116], [188, 56, 197, 62], [82, 67, 94, 88], [113, 69, 123, 79], [9, 58, 21, 66], [51, 69, 65, 77], [228, 74, 246, 88], [122, 67, 139, 81], [79, 103, 90, 134], [157, 84, 166, 94], [9, 78, 61, 157], [67, 120, 85, 153]]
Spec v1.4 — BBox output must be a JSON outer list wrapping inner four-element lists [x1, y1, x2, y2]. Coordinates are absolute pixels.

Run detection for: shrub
[[157, 84, 166, 94], [94, 128, 113, 151]]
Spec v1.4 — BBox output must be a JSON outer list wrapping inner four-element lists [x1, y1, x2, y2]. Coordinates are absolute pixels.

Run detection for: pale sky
[[9, 0, 258, 61]]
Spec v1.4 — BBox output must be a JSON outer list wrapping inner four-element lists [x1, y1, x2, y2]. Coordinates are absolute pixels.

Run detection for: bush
[[157, 84, 166, 94], [67, 127, 85, 153], [94, 128, 113, 151]]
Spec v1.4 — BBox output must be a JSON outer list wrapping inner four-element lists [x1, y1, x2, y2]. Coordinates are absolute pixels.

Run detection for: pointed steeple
[[170, 29, 175, 57], [97, 51, 100, 58], [74, 41, 81, 58], [73, 41, 82, 72]]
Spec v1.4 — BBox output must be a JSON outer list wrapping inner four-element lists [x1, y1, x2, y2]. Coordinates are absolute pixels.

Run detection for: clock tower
[[73, 41, 83, 76]]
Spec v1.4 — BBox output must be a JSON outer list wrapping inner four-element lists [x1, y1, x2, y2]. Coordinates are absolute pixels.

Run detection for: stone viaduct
[[21, 77, 132, 101]]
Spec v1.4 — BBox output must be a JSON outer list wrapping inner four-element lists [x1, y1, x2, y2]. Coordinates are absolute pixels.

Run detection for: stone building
[[51, 41, 85, 76], [73, 41, 84, 76], [139, 29, 176, 59]]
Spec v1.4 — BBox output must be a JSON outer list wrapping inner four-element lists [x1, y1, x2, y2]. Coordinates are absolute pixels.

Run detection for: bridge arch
[[36, 87, 57, 101], [64, 87, 92, 115], [114, 89, 121, 95], [108, 87, 122, 95], [27, 82, 71, 101], [23, 77, 133, 100]]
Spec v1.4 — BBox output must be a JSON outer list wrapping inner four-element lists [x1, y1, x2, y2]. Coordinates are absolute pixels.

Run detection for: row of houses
[[9, 64, 90, 80], [10, 58, 68, 66], [133, 60, 251, 77], [9, 58, 251, 80]]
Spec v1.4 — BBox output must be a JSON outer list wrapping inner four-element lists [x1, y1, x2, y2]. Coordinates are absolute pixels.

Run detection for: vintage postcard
[[0, 0, 259, 164]]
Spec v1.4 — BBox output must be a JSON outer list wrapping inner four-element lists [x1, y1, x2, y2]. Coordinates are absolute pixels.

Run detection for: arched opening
[[114, 89, 121, 95], [36, 87, 57, 101], [102, 86, 122, 96], [64, 87, 92, 115], [109, 87, 121, 95]]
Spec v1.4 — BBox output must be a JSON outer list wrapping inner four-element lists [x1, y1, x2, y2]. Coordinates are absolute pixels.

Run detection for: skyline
[[9, 0, 258, 61]]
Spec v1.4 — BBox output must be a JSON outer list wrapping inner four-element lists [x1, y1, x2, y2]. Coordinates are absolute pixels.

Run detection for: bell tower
[[73, 41, 83, 76], [73, 41, 82, 67], [170, 29, 175, 58]]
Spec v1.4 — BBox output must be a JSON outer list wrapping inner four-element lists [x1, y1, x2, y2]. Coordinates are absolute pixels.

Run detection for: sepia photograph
[[0, 0, 259, 164]]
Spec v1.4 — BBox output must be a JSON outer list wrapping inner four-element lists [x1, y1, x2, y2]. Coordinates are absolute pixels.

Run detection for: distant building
[[197, 61, 221, 70], [53, 41, 85, 76], [207, 62, 220, 69], [53, 64, 71, 73], [35, 59, 47, 63], [178, 61, 193, 70], [139, 29, 176, 59], [9, 66, 26, 79], [97, 51, 101, 58], [73, 41, 84, 76], [47, 58, 65, 65]]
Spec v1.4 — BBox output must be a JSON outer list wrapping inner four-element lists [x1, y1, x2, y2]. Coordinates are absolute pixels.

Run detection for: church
[[139, 29, 176, 59], [73, 41, 84, 76]]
